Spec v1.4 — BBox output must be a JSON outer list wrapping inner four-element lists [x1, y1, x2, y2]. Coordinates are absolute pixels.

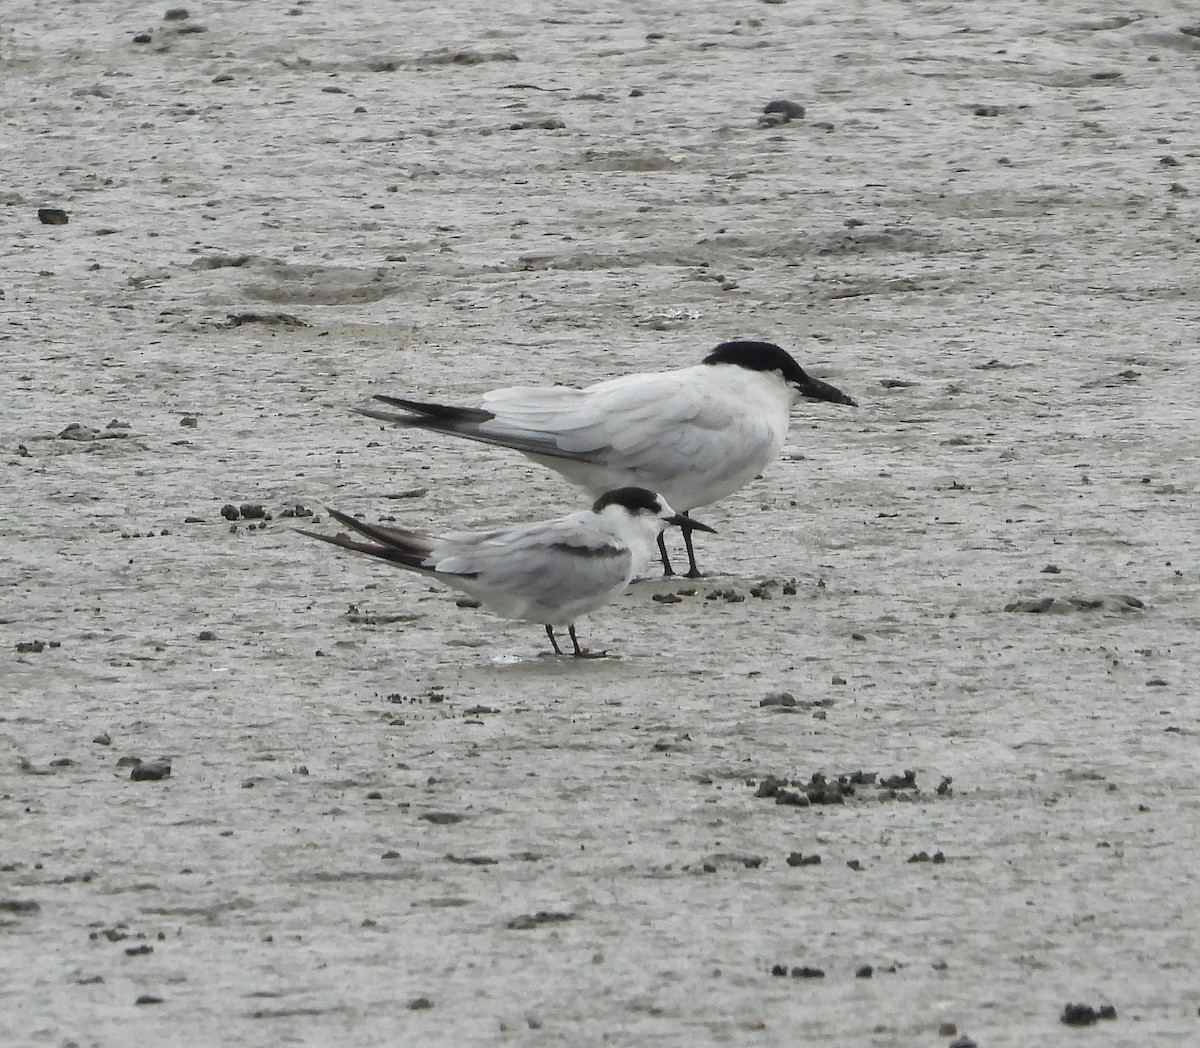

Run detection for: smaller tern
[[299, 487, 715, 658], [356, 340, 856, 577]]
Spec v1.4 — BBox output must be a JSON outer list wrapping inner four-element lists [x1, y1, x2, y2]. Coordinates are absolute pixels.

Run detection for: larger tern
[[357, 340, 855, 577], [299, 487, 715, 658]]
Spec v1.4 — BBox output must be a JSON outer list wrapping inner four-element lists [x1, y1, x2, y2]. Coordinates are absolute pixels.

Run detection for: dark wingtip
[[367, 396, 494, 425]]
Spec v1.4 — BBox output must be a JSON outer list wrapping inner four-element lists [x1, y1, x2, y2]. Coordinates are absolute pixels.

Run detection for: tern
[[357, 340, 855, 577], [299, 487, 716, 657]]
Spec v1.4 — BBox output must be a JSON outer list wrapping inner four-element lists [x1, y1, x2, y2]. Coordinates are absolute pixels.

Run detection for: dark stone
[[763, 99, 805, 120], [130, 759, 171, 781], [38, 208, 69, 225], [754, 775, 783, 798], [774, 789, 809, 806], [786, 852, 821, 867], [0, 899, 40, 914], [506, 911, 575, 930], [1061, 1002, 1116, 1025]]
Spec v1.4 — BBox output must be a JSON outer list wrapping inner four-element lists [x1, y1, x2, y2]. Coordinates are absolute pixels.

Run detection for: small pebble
[[786, 852, 821, 867], [163, 7, 189, 19], [774, 789, 809, 807], [763, 99, 805, 120], [239, 503, 266, 519], [949, 1036, 978, 1048], [0, 899, 41, 914], [134, 994, 163, 1005], [907, 850, 946, 864], [93, 733, 112, 746], [131, 33, 152, 44], [37, 208, 69, 225], [197, 630, 217, 641], [759, 691, 796, 708], [1061, 1002, 1117, 1026], [855, 964, 873, 977], [130, 759, 171, 781]]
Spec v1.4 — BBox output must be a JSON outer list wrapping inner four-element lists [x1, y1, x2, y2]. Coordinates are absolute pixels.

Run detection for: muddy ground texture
[[3, 1, 1200, 1045]]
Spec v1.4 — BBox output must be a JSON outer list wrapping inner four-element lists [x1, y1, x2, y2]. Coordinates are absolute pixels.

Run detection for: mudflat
[[4, 2, 1198, 1045]]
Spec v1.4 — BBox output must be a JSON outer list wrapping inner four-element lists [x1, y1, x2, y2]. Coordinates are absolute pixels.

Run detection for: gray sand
[[3, 1, 1199, 1044]]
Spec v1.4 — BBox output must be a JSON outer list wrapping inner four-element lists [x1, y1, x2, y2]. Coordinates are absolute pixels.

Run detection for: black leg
[[656, 532, 676, 577], [568, 624, 608, 659], [681, 511, 702, 578], [545, 624, 564, 656]]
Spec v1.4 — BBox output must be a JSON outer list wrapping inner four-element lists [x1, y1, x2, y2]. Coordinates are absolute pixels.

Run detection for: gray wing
[[430, 512, 635, 620], [483, 369, 782, 502], [362, 368, 783, 507], [363, 368, 749, 468]]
